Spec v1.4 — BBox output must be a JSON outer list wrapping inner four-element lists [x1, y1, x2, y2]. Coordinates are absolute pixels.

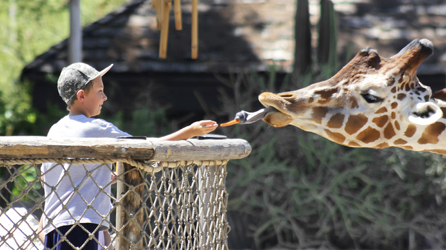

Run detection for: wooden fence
[[0, 136, 251, 250]]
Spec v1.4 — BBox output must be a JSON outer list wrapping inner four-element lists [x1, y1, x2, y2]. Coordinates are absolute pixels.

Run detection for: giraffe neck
[[302, 101, 446, 154]]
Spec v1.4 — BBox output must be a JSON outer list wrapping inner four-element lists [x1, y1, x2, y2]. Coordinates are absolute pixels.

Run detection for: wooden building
[[21, 0, 446, 123]]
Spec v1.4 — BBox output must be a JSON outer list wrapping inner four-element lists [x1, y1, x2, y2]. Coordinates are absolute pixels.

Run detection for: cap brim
[[92, 64, 113, 80]]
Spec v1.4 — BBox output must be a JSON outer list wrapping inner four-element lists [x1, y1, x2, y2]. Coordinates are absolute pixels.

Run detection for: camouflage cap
[[57, 62, 113, 104]]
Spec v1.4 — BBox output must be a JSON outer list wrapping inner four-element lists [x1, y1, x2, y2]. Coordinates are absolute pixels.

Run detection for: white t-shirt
[[41, 115, 131, 235]]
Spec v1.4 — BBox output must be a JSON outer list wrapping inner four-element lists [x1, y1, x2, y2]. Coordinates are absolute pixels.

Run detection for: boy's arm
[[157, 120, 218, 141]]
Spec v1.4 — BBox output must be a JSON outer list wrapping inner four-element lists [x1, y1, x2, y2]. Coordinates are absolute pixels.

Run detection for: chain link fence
[[0, 137, 251, 250]]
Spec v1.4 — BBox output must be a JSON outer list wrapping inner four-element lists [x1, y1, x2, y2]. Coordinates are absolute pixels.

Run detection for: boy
[[40, 63, 218, 249]]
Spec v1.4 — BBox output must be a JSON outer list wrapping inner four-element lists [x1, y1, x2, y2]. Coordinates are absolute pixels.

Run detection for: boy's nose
[[103, 93, 107, 101]]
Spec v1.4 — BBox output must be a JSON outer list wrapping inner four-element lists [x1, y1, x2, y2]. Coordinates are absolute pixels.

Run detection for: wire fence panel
[[0, 137, 251, 250]]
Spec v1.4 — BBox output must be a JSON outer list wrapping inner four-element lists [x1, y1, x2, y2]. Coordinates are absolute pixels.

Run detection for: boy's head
[[57, 62, 113, 105]]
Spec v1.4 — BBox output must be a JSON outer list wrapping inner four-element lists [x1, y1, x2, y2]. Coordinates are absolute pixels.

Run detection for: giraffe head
[[259, 39, 446, 153]]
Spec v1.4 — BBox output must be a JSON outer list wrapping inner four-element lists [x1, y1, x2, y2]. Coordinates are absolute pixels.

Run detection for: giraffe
[[258, 38, 446, 155]]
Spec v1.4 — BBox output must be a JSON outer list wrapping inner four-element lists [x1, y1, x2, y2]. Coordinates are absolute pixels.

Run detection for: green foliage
[[0, 0, 128, 136], [10, 164, 42, 203], [0, 80, 37, 136]]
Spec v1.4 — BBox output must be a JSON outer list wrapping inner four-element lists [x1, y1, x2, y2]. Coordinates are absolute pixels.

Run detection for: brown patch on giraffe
[[327, 113, 345, 128], [404, 124, 417, 137], [356, 126, 380, 143], [345, 114, 368, 135], [398, 76, 404, 84], [308, 97, 314, 103], [417, 122, 446, 144], [391, 102, 398, 109], [375, 107, 388, 114], [350, 98, 359, 109], [405, 84, 411, 92], [311, 107, 329, 124], [442, 107, 446, 118], [433, 89, 446, 101], [396, 93, 406, 100], [400, 82, 406, 91], [372, 115, 388, 127], [394, 121, 400, 130], [401, 146, 413, 150], [391, 112, 396, 119], [429, 149, 446, 155], [391, 87, 397, 93], [318, 99, 331, 104], [387, 78, 395, 86], [399, 84, 405, 92], [324, 129, 346, 144], [375, 142, 389, 149], [315, 88, 338, 104], [384, 123, 396, 139], [394, 139, 407, 145], [348, 141, 360, 147]]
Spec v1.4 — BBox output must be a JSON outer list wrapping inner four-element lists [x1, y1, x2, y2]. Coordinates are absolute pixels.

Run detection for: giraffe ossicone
[[259, 38, 446, 154]]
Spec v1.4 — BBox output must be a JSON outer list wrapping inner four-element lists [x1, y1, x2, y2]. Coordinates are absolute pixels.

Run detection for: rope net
[[0, 158, 230, 250]]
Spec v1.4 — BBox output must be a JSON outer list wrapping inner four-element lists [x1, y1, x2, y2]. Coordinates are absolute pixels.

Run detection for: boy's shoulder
[[48, 115, 129, 138], [55, 114, 110, 127]]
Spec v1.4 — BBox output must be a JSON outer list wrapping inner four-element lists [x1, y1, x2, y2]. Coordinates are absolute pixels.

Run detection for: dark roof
[[22, 0, 446, 76]]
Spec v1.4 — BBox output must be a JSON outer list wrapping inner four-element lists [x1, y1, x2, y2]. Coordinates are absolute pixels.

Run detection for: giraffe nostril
[[279, 93, 296, 100]]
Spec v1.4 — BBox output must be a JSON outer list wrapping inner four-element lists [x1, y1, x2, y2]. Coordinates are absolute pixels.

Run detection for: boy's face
[[83, 77, 107, 117]]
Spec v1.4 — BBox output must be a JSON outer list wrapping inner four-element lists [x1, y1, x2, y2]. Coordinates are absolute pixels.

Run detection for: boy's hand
[[158, 120, 218, 141], [189, 120, 218, 137]]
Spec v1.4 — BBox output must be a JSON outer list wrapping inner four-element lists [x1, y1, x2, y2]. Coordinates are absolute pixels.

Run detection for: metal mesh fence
[[0, 137, 250, 250]]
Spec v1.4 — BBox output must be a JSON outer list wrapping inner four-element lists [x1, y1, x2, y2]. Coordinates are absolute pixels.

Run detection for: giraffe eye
[[361, 93, 383, 103]]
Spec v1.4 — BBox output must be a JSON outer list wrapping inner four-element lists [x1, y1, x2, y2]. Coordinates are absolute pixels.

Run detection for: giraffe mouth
[[258, 92, 295, 127], [262, 108, 293, 127]]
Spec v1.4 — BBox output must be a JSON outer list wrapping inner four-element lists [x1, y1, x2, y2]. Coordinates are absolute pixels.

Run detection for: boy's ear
[[76, 89, 86, 102]]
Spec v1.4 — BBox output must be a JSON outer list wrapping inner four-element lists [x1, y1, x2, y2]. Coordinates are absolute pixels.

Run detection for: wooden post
[[69, 0, 82, 63], [199, 163, 214, 249], [115, 161, 125, 250], [156, 0, 164, 30], [191, 0, 198, 59], [116, 162, 145, 250], [174, 0, 182, 30], [159, 0, 172, 58]]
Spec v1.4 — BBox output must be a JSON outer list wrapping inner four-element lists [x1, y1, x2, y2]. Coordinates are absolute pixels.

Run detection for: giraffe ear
[[408, 102, 443, 125]]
